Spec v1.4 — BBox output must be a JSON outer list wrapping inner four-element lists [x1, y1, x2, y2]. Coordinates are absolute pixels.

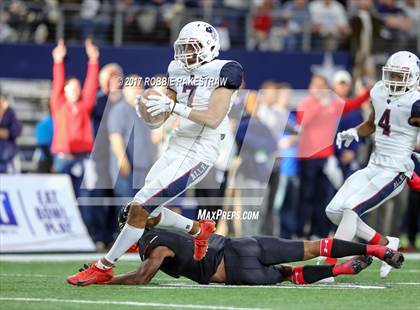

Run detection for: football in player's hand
[[137, 88, 169, 129]]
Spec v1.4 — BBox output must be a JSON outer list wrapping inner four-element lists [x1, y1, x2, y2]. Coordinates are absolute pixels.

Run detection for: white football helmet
[[382, 51, 420, 96], [174, 21, 220, 70]]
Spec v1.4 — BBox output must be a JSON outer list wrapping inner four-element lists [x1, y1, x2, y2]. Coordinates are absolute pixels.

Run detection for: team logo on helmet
[[206, 26, 217, 41]]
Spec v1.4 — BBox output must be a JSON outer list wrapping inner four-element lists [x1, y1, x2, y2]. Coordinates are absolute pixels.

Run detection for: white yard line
[[0, 273, 59, 278], [0, 297, 266, 310], [0, 273, 391, 289], [0, 253, 141, 262], [1, 253, 420, 262], [363, 269, 420, 273], [166, 283, 388, 289]]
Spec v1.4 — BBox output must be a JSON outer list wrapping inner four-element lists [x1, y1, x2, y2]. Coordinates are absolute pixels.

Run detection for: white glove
[[145, 89, 175, 117], [336, 128, 359, 149]]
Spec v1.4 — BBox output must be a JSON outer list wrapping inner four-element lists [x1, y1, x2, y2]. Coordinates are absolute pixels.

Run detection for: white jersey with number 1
[[166, 59, 243, 164], [133, 59, 243, 213]]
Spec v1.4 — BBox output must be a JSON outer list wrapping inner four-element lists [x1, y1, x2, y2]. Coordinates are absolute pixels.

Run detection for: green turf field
[[0, 258, 419, 310]]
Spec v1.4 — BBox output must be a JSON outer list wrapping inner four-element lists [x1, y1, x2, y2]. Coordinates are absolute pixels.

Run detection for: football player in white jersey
[[325, 51, 420, 278], [67, 21, 243, 286]]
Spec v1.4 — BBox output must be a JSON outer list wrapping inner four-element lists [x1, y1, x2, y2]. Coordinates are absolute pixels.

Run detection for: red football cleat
[[193, 220, 216, 261], [67, 263, 114, 286]]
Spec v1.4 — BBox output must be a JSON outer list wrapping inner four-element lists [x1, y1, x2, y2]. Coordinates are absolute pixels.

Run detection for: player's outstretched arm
[[186, 87, 234, 129], [145, 87, 234, 129], [107, 246, 174, 285], [355, 108, 376, 137], [336, 108, 376, 149]]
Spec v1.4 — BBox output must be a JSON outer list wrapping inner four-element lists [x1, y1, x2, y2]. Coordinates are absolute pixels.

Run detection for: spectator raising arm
[[342, 87, 371, 114], [50, 39, 66, 114], [82, 39, 100, 113]]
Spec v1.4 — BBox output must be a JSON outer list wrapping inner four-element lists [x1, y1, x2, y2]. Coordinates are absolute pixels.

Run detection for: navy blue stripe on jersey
[[219, 61, 243, 89], [352, 173, 406, 215], [142, 162, 210, 213], [409, 99, 420, 126]]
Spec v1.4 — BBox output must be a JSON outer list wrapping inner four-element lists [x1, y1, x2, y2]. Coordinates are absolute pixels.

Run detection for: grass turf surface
[[0, 259, 419, 310]]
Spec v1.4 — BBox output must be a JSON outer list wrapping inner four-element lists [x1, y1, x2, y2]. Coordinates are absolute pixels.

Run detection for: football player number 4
[[378, 109, 391, 136]]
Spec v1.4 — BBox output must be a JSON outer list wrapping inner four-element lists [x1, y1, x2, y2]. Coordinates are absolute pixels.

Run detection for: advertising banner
[[0, 174, 95, 252]]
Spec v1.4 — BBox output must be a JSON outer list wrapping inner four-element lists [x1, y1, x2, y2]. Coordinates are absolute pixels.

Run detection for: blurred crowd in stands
[[0, 0, 418, 52]]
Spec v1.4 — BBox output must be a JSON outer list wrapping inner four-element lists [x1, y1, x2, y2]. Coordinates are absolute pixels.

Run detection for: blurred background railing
[[1, 0, 418, 52]]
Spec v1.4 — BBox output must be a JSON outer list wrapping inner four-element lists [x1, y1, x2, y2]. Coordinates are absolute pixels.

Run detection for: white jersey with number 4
[[369, 81, 420, 177]]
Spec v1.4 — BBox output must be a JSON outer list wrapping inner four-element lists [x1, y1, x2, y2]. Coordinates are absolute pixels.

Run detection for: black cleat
[[350, 255, 373, 274], [383, 249, 404, 269]]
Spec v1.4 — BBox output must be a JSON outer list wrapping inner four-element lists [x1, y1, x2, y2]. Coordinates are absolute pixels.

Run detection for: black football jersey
[[138, 229, 225, 284]]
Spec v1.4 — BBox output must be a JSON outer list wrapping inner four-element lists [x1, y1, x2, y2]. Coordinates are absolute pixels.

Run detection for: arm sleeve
[[342, 89, 370, 115], [408, 100, 420, 127], [82, 61, 99, 112], [50, 61, 65, 114], [219, 61, 243, 89]]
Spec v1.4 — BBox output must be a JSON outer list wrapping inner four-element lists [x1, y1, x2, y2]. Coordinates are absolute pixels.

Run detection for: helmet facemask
[[382, 66, 416, 96], [174, 38, 213, 70]]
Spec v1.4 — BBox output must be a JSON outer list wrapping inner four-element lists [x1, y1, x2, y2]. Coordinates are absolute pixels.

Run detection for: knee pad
[[325, 206, 343, 225], [342, 208, 358, 218]]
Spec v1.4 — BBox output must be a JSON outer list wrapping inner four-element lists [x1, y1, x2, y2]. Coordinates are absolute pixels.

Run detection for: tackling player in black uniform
[[88, 208, 404, 286]]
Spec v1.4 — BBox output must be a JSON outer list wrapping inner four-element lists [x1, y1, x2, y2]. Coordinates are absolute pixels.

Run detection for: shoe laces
[[351, 259, 363, 273], [384, 249, 394, 259], [78, 263, 94, 273]]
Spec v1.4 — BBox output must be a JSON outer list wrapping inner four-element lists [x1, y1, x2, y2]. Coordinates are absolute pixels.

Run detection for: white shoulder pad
[[167, 60, 184, 77], [370, 81, 385, 98]]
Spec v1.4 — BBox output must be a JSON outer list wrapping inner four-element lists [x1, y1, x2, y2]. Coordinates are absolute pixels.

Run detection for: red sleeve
[[81, 61, 99, 112], [342, 89, 370, 115], [50, 61, 65, 114]]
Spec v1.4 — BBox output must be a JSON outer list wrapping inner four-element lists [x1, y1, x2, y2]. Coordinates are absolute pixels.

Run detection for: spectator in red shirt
[[50, 39, 99, 197], [252, 0, 273, 50], [295, 74, 370, 238]]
